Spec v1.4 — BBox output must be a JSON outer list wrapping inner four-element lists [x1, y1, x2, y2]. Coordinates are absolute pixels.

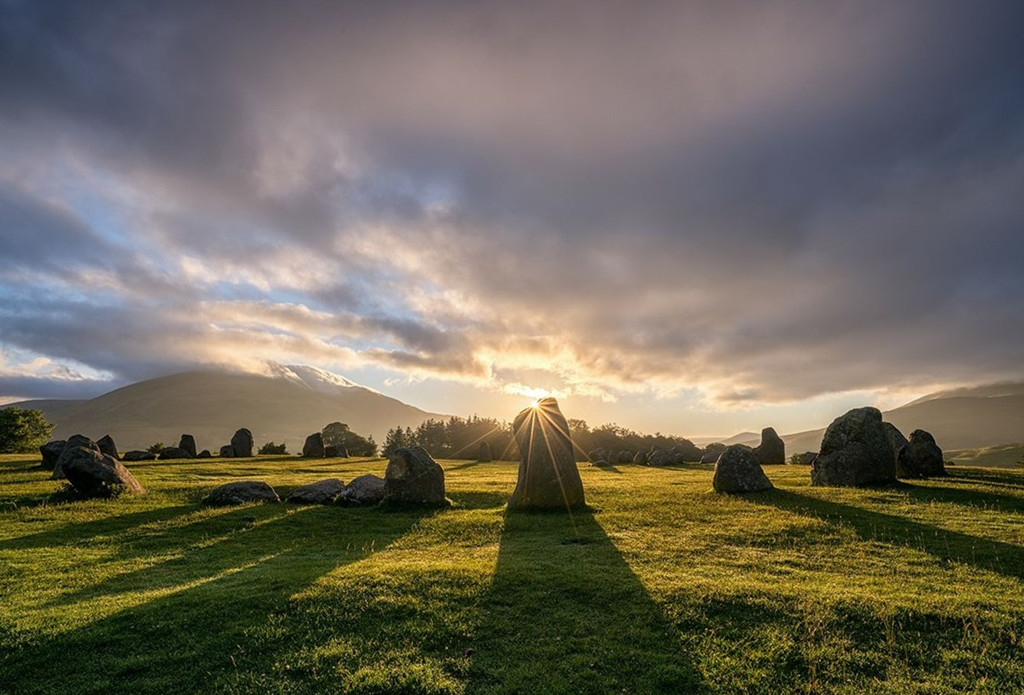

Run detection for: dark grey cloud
[[1, 0, 1024, 406]]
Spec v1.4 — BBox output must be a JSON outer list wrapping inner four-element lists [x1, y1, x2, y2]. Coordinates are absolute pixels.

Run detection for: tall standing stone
[[97, 434, 120, 460], [477, 441, 492, 463], [178, 434, 197, 458], [508, 398, 586, 510], [231, 428, 254, 457], [302, 432, 326, 458], [753, 427, 785, 465], [811, 407, 896, 487]]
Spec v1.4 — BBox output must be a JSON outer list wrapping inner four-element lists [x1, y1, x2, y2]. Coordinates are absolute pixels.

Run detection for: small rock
[[202, 481, 280, 506], [286, 478, 346, 504]]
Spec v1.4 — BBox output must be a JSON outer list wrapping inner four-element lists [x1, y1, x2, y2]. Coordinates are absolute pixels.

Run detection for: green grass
[[3, 454, 1024, 694], [947, 444, 1024, 469]]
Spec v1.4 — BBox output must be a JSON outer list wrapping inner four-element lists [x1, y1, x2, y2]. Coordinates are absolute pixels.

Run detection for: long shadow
[[447, 460, 484, 472], [0, 504, 197, 551], [749, 489, 1024, 582], [586, 461, 623, 474], [467, 509, 702, 694], [1, 503, 436, 695], [898, 480, 1024, 516], [942, 467, 1024, 490]]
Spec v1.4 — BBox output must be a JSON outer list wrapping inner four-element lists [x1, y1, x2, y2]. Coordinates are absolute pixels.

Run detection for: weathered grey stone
[[286, 478, 345, 504], [178, 434, 197, 458], [158, 446, 192, 460], [478, 441, 492, 463], [39, 440, 66, 469], [62, 447, 146, 497], [197, 449, 212, 459], [883, 423, 909, 458], [617, 450, 632, 464], [302, 432, 325, 458], [230, 428, 254, 457], [96, 434, 119, 460], [384, 446, 447, 506], [508, 398, 586, 510], [811, 407, 896, 487], [202, 480, 280, 505], [336, 474, 385, 506], [897, 429, 946, 478], [219, 445, 235, 458], [633, 451, 649, 465], [52, 435, 98, 479], [791, 451, 817, 465], [123, 450, 156, 461], [713, 445, 774, 493], [753, 427, 785, 465], [648, 449, 673, 467]]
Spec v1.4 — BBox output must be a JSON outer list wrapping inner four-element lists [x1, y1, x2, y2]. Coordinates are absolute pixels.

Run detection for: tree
[[382, 426, 415, 457], [258, 441, 288, 455], [147, 442, 165, 454], [0, 407, 54, 454], [321, 422, 350, 450]]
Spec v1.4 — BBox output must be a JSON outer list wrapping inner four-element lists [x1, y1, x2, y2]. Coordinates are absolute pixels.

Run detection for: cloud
[[1, 0, 1023, 411]]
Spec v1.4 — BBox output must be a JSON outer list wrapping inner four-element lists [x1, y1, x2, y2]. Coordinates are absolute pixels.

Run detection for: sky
[[2, 0, 1024, 438]]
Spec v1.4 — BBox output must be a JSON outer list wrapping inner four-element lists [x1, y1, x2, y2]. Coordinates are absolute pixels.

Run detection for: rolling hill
[[7, 365, 443, 451]]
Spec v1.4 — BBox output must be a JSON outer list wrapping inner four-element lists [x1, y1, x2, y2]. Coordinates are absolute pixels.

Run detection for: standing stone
[[286, 478, 346, 504], [648, 449, 672, 467], [97, 434, 120, 460], [123, 450, 156, 461], [302, 432, 326, 458], [617, 450, 632, 464], [336, 474, 386, 506], [197, 449, 212, 459], [633, 451, 649, 465], [52, 435, 98, 479], [178, 434, 197, 458], [39, 440, 67, 470], [62, 447, 146, 497], [811, 407, 896, 487], [231, 428, 254, 457], [792, 452, 818, 465], [508, 398, 586, 511], [753, 427, 785, 465], [713, 445, 774, 493], [897, 429, 946, 479], [219, 445, 235, 458], [384, 446, 447, 506], [158, 446, 192, 460], [478, 441, 492, 463]]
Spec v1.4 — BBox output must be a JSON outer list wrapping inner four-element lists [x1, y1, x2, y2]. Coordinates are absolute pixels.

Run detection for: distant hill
[[706, 382, 1024, 455], [7, 366, 443, 452]]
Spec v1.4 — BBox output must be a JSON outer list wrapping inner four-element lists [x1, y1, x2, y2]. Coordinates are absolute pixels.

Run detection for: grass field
[[2, 454, 1024, 694], [946, 444, 1024, 469]]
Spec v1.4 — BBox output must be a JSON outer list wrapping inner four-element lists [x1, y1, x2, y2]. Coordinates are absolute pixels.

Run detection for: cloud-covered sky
[[2, 0, 1023, 436]]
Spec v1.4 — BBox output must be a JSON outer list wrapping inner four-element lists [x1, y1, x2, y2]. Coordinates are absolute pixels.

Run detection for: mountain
[[702, 382, 1024, 455], [8, 366, 443, 451]]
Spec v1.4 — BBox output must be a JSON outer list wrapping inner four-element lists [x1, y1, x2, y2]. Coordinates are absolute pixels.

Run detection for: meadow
[[2, 454, 1024, 694]]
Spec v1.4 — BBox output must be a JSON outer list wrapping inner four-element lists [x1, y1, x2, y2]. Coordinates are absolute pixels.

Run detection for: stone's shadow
[[749, 489, 1024, 582], [1, 505, 436, 695], [898, 480, 1024, 516], [0, 504, 198, 551], [448, 490, 509, 509], [447, 460, 484, 472], [943, 468, 1024, 490], [467, 509, 702, 694], [586, 462, 623, 474]]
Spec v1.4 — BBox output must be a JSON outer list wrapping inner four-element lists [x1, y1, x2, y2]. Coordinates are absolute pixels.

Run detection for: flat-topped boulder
[[384, 446, 447, 506], [123, 450, 157, 462], [897, 429, 946, 478], [97, 434, 120, 460], [508, 398, 586, 511], [39, 440, 67, 470], [753, 427, 785, 465], [286, 478, 345, 504], [336, 474, 386, 506], [302, 432, 325, 458], [158, 446, 192, 460], [202, 481, 280, 506], [811, 407, 896, 487], [231, 428, 254, 457], [52, 435, 98, 479], [197, 449, 212, 459], [62, 447, 146, 498], [713, 445, 774, 493]]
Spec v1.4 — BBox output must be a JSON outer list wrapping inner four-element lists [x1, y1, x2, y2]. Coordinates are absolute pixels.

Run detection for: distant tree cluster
[[383, 415, 515, 460], [567, 420, 704, 461], [258, 441, 288, 455], [381, 414, 716, 463], [0, 407, 54, 454], [322, 422, 377, 457]]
